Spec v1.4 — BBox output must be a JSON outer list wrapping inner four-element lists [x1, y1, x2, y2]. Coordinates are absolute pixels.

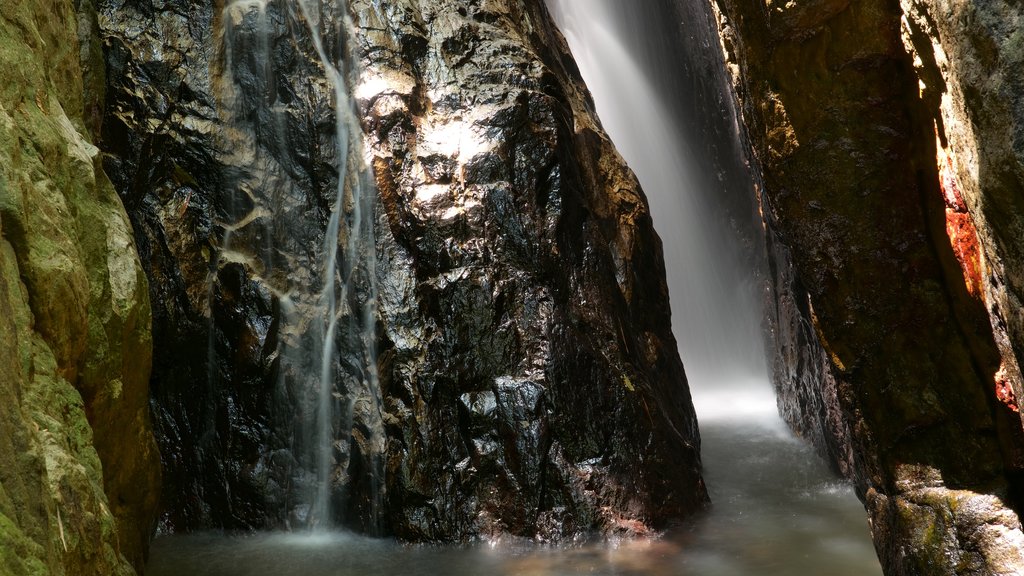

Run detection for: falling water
[[293, 0, 349, 531], [289, 0, 381, 530], [546, 0, 883, 572], [218, 0, 381, 531], [546, 0, 765, 395]]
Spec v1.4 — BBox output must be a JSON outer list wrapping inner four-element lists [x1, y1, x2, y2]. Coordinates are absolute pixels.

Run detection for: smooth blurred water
[[544, 0, 884, 573], [548, 0, 765, 386], [147, 408, 881, 575], [683, 386, 881, 575]]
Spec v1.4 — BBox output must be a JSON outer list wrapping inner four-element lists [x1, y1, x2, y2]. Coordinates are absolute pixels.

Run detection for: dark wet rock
[[98, 0, 705, 540], [761, 227, 856, 480], [356, 0, 707, 539], [711, 0, 1024, 571], [98, 0, 353, 531]]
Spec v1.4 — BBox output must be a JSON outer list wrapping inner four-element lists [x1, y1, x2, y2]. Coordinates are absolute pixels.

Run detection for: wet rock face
[[354, 0, 706, 539], [0, 0, 159, 573], [898, 0, 1024, 424], [711, 0, 1024, 571], [98, 0, 225, 530], [99, 0, 355, 530], [761, 229, 856, 480], [99, 0, 706, 539]]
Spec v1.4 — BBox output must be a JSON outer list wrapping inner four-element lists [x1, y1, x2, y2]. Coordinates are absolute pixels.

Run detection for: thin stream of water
[[214, 0, 382, 530], [293, 0, 351, 531], [292, 0, 382, 530]]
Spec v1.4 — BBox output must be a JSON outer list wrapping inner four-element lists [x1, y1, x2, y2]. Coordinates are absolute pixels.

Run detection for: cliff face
[[0, 0, 159, 574], [898, 0, 1024, 424], [711, 0, 1024, 571], [354, 0, 706, 538], [99, 0, 705, 538]]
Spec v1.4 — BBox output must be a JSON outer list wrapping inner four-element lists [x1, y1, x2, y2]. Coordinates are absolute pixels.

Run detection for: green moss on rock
[[0, 0, 159, 573]]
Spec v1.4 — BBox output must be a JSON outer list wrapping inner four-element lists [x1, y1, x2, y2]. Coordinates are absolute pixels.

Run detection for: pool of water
[[147, 382, 881, 576], [680, 384, 881, 575]]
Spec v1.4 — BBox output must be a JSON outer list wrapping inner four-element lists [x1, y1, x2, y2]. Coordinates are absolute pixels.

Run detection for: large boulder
[[353, 0, 705, 538]]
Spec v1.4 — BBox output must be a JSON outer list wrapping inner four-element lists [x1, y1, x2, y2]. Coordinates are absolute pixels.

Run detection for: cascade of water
[[218, 0, 381, 531], [291, 0, 381, 531], [545, 0, 768, 399], [542, 6, 882, 573], [292, 0, 348, 529]]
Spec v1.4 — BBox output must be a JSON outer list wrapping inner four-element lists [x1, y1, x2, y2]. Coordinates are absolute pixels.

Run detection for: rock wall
[[354, 0, 706, 539], [898, 0, 1024, 431], [0, 0, 159, 574], [711, 0, 1024, 571], [99, 0, 706, 539]]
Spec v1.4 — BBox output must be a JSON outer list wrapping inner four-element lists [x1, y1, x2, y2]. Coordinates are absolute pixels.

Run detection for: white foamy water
[[689, 377, 782, 424]]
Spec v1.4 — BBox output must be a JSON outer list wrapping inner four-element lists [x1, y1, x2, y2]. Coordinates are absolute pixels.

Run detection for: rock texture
[[710, 0, 1024, 571], [99, 0, 706, 539], [898, 0, 1024, 428], [0, 0, 159, 574], [354, 0, 706, 539]]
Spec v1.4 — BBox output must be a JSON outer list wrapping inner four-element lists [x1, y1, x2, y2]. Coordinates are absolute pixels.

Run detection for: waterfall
[[540, 6, 882, 573], [294, 0, 349, 532], [545, 0, 770, 407], [218, 0, 381, 532]]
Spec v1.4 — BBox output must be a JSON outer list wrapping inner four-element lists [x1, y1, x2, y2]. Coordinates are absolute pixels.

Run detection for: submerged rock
[[98, 0, 706, 539]]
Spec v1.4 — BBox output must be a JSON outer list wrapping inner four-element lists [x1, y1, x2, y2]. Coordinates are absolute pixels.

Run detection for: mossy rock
[[0, 0, 158, 573]]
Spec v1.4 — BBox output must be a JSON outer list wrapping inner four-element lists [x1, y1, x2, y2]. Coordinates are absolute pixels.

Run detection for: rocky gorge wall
[[97, 0, 706, 540], [25, 0, 1024, 571], [352, 0, 708, 538], [0, 0, 159, 574], [17, 0, 1024, 573], [710, 0, 1024, 571]]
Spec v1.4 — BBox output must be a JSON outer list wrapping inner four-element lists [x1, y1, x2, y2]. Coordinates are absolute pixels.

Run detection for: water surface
[[147, 389, 881, 575]]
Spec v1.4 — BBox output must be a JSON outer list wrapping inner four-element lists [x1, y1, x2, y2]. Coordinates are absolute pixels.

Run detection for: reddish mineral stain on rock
[[995, 364, 1019, 412], [938, 150, 984, 299]]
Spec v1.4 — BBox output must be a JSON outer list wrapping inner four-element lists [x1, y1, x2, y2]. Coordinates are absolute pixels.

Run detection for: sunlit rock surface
[[710, 0, 1024, 571], [898, 0, 1024, 424], [98, 0, 705, 539], [0, 0, 159, 573], [353, 0, 707, 539]]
